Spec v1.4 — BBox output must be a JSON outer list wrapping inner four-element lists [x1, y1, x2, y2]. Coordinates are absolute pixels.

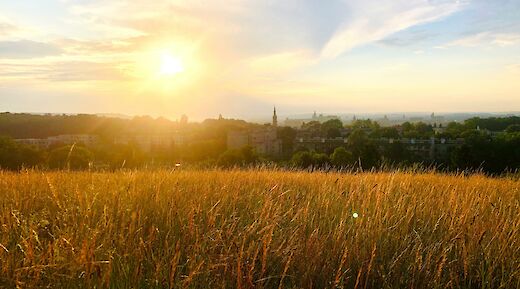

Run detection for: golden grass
[[0, 169, 519, 288]]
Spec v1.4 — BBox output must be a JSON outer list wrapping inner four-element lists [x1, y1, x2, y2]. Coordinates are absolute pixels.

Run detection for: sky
[[0, 0, 519, 120]]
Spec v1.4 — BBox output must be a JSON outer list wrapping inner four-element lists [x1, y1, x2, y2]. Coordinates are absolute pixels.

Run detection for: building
[[227, 127, 282, 156], [15, 138, 52, 149], [249, 128, 281, 155], [227, 131, 249, 149], [428, 112, 446, 125], [226, 108, 282, 156], [284, 111, 340, 128], [294, 137, 347, 153], [48, 134, 99, 146], [433, 125, 446, 135], [15, 134, 99, 149], [376, 137, 464, 160], [284, 118, 305, 128], [180, 114, 188, 125], [114, 133, 187, 152]]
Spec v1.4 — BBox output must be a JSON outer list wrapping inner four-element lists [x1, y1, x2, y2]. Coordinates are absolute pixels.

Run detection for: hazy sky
[[1, 0, 519, 119]]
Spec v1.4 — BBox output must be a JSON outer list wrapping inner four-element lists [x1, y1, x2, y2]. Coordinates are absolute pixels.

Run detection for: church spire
[[272, 106, 278, 127]]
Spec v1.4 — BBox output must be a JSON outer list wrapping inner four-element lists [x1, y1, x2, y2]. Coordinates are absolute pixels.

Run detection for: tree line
[[0, 113, 518, 173], [221, 117, 520, 173]]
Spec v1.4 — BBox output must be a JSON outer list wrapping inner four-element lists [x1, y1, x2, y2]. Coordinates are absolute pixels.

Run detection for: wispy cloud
[[0, 16, 21, 39], [248, 50, 316, 74], [0, 22, 17, 37], [379, 30, 437, 47], [439, 32, 520, 48], [0, 60, 132, 82], [63, 0, 467, 61], [0, 40, 63, 59], [321, 0, 466, 58], [55, 38, 138, 55]]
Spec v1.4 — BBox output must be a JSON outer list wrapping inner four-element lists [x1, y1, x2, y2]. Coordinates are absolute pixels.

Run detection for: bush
[[330, 146, 354, 167], [48, 145, 93, 170], [291, 151, 330, 168], [0, 136, 44, 170], [217, 146, 259, 168]]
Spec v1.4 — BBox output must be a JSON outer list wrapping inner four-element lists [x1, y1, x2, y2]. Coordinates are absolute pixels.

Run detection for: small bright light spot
[[353, 212, 359, 218], [160, 54, 184, 76], [175, 163, 181, 167]]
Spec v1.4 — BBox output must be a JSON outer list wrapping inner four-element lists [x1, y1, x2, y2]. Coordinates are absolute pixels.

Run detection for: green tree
[[321, 119, 343, 138], [346, 129, 381, 169], [179, 140, 226, 162], [277, 127, 297, 156], [505, 124, 520, 133], [48, 145, 93, 170], [464, 116, 520, 131], [382, 142, 410, 164], [437, 122, 465, 139], [301, 121, 322, 137], [313, 153, 331, 167], [450, 131, 492, 171], [239, 146, 259, 164], [330, 146, 353, 167], [0, 136, 44, 170], [291, 151, 314, 168], [217, 150, 243, 168], [217, 146, 258, 168], [401, 122, 413, 132], [291, 151, 330, 168], [402, 122, 433, 139], [351, 119, 379, 130], [374, 127, 399, 139], [451, 130, 520, 173], [346, 129, 367, 156], [102, 143, 147, 169]]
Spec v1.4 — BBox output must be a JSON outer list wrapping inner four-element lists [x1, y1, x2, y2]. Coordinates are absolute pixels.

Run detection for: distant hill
[[0, 112, 258, 139]]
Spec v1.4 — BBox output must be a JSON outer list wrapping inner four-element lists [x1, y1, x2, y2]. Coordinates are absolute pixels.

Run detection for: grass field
[[0, 169, 519, 288]]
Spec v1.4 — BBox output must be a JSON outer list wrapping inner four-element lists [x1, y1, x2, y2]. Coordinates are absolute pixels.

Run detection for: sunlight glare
[[160, 54, 184, 76]]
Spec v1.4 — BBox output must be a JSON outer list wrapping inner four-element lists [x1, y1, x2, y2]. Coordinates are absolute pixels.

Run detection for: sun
[[132, 44, 203, 95], [160, 53, 184, 76]]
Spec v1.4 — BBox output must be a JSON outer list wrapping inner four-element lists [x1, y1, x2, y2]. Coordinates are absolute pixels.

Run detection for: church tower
[[272, 106, 278, 127]]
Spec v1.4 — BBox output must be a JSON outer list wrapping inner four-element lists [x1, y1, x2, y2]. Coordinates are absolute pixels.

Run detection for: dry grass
[[0, 169, 519, 288]]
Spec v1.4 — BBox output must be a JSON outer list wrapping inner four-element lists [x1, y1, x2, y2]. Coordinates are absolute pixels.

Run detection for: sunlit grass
[[0, 169, 519, 288]]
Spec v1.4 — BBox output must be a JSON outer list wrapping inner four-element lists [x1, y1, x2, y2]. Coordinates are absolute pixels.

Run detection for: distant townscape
[[229, 108, 464, 159], [283, 111, 448, 128], [0, 110, 519, 173]]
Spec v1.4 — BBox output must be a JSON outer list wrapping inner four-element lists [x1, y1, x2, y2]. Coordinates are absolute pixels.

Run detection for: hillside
[[0, 170, 519, 288]]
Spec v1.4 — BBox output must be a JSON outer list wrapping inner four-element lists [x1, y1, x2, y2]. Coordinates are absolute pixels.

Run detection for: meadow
[[0, 169, 519, 288]]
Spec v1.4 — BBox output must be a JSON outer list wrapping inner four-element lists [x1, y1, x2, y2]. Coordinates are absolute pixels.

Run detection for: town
[[228, 108, 463, 161], [0, 110, 519, 173]]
